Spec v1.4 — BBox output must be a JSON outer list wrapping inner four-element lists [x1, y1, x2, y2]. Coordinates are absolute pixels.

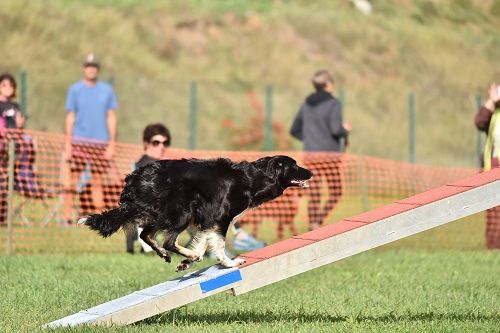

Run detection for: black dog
[[78, 155, 312, 271]]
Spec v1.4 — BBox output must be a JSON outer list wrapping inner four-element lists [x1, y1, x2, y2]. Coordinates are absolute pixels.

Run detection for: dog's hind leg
[[139, 227, 171, 263], [206, 229, 246, 268], [175, 230, 208, 272], [162, 232, 203, 272], [188, 230, 209, 259]]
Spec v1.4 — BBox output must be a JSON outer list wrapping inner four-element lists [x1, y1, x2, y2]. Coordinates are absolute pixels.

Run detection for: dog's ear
[[253, 157, 272, 171], [253, 156, 283, 178]]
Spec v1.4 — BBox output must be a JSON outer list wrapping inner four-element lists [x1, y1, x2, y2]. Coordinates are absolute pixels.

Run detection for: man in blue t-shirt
[[63, 53, 118, 224]]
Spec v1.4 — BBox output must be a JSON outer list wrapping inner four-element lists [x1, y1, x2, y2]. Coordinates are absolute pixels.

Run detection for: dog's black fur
[[79, 155, 312, 271]]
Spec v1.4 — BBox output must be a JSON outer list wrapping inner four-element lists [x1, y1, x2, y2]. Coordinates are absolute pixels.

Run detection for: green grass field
[[1, 213, 499, 333], [1, 248, 499, 332]]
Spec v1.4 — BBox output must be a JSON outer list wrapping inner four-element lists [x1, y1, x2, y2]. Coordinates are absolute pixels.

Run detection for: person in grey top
[[290, 70, 352, 230], [290, 70, 351, 151]]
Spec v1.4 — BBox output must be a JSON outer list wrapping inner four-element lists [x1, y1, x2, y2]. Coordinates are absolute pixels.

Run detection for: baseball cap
[[82, 53, 100, 67]]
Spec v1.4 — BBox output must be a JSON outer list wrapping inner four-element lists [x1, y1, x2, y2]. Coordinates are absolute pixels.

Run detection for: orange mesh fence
[[0, 129, 489, 255]]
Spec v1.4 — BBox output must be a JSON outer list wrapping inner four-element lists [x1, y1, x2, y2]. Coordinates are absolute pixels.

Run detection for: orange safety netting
[[0, 129, 492, 255]]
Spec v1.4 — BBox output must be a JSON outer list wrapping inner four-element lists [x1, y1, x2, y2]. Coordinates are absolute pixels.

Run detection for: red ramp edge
[[292, 220, 367, 241], [344, 203, 418, 224], [448, 167, 500, 187]]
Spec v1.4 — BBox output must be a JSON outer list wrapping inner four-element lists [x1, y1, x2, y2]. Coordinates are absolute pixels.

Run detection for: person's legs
[[320, 158, 343, 221], [0, 170, 7, 226], [62, 159, 81, 224], [305, 158, 324, 230], [89, 171, 105, 212], [485, 157, 499, 249], [88, 143, 111, 212], [126, 226, 138, 254], [232, 221, 266, 251], [486, 206, 500, 249]]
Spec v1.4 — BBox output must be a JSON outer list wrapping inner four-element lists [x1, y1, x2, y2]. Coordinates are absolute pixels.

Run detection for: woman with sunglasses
[[126, 123, 171, 254]]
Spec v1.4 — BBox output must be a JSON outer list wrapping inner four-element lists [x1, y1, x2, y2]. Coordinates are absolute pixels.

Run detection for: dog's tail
[[78, 204, 137, 238]]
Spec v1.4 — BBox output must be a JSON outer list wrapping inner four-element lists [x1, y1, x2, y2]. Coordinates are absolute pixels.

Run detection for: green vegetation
[[1, 247, 498, 332], [2, 0, 500, 165]]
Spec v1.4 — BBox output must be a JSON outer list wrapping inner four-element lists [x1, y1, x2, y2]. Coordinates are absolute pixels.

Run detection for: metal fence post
[[7, 140, 15, 256], [189, 81, 198, 150], [19, 70, 27, 117], [408, 93, 416, 163], [263, 85, 273, 151]]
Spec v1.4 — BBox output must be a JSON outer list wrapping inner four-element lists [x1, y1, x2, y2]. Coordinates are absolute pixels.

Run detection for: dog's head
[[253, 155, 313, 188]]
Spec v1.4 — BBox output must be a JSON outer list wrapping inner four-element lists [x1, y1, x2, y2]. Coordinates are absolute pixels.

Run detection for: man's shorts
[[69, 142, 111, 175]]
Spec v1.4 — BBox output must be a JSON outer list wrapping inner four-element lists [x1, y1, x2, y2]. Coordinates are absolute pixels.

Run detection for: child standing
[[0, 73, 25, 226], [0, 73, 25, 130]]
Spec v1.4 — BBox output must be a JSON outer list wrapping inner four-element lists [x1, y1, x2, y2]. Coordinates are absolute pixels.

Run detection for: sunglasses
[[150, 139, 169, 147]]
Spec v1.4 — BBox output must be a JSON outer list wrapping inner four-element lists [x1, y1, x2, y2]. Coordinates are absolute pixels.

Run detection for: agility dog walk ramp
[[44, 167, 500, 328]]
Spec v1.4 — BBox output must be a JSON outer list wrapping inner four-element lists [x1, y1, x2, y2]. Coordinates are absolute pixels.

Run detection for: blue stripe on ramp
[[200, 270, 242, 293]]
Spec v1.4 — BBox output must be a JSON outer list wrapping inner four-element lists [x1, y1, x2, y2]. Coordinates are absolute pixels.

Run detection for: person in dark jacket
[[290, 70, 352, 230], [290, 71, 351, 151], [475, 82, 500, 249]]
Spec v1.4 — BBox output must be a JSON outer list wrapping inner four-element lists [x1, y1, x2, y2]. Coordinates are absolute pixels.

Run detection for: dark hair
[[312, 70, 334, 92], [143, 123, 171, 146], [0, 73, 17, 98]]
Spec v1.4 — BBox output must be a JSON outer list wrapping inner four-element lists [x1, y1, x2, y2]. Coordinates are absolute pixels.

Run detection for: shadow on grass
[[140, 309, 499, 325]]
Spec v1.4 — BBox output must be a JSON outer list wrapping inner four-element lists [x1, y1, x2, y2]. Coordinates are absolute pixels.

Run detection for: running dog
[[78, 155, 312, 272]]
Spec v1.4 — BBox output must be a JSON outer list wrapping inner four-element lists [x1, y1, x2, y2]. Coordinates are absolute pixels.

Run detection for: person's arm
[[329, 100, 349, 138], [15, 111, 26, 129], [475, 106, 493, 133], [475, 83, 499, 133], [104, 86, 118, 159], [290, 105, 304, 141], [14, 103, 26, 128]]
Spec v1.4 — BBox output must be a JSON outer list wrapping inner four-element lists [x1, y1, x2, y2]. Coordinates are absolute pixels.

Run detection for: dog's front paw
[[163, 254, 172, 263], [220, 258, 246, 268], [233, 258, 246, 265]]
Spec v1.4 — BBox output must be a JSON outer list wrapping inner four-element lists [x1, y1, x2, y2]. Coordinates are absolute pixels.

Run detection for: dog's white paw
[[220, 258, 246, 268], [77, 217, 88, 225], [234, 258, 246, 265]]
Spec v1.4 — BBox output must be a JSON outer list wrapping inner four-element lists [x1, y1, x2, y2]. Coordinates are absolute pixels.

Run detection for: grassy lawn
[[1, 209, 498, 332], [0, 248, 499, 333]]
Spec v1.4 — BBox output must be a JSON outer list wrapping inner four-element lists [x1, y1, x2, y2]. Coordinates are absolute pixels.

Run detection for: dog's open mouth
[[291, 179, 310, 188]]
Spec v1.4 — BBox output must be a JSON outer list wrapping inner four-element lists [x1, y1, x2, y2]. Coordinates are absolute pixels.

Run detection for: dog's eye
[[278, 162, 283, 167]]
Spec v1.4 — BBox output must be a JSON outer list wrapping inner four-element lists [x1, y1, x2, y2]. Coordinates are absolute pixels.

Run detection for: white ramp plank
[[44, 265, 242, 327]]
